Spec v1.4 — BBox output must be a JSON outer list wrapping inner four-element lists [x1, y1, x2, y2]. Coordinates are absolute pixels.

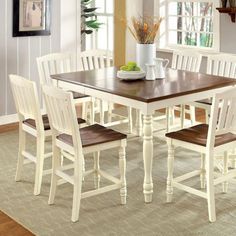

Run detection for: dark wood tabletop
[[51, 67, 236, 103]]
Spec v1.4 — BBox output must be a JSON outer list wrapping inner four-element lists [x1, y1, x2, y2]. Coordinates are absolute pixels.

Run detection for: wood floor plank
[[0, 211, 34, 236]]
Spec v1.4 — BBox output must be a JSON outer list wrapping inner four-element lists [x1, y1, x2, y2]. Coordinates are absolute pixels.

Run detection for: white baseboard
[[0, 114, 19, 126]]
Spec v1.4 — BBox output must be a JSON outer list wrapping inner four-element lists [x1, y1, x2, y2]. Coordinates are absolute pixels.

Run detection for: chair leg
[[166, 107, 170, 132], [222, 151, 228, 193], [93, 152, 100, 189], [119, 146, 127, 205], [200, 154, 206, 189], [180, 105, 185, 129], [108, 102, 113, 123], [34, 135, 45, 195], [229, 149, 236, 169], [89, 99, 95, 125], [190, 106, 196, 125], [71, 157, 83, 222], [206, 152, 216, 222], [81, 102, 87, 120], [166, 140, 175, 203], [15, 127, 26, 181], [128, 107, 133, 134], [99, 100, 105, 125], [48, 144, 60, 205], [171, 107, 175, 126]]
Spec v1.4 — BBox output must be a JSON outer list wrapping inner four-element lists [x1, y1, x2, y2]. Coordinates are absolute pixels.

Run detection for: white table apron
[[57, 80, 233, 203]]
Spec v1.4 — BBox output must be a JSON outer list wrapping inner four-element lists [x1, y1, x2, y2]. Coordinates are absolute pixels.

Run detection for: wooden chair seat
[[70, 91, 90, 99], [24, 114, 86, 131], [58, 124, 127, 148], [166, 124, 236, 147]]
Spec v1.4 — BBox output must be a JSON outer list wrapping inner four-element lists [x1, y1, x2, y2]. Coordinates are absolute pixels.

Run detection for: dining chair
[[169, 49, 203, 130], [43, 85, 127, 222], [165, 87, 236, 222], [191, 53, 236, 168], [9, 75, 86, 196], [79, 49, 133, 133], [37, 53, 92, 123]]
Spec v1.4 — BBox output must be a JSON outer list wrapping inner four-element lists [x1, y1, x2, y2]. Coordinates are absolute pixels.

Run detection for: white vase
[[136, 43, 156, 71]]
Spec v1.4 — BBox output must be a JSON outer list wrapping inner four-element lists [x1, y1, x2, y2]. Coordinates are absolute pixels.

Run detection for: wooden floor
[[0, 211, 34, 236]]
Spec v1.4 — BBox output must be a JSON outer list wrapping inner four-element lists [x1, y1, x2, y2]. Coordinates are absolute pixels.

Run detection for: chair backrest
[[79, 49, 113, 71], [42, 85, 81, 141], [9, 75, 43, 128], [206, 54, 236, 78], [171, 50, 202, 72], [208, 87, 236, 148], [37, 53, 76, 86]]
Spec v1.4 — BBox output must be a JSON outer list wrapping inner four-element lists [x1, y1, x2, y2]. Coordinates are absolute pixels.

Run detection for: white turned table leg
[[143, 115, 153, 203]]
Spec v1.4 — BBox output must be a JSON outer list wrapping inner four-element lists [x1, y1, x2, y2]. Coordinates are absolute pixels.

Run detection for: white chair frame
[[43, 85, 127, 222], [170, 50, 203, 130], [190, 53, 236, 168], [37, 53, 92, 122], [9, 75, 52, 195], [79, 49, 133, 133], [166, 87, 236, 222]]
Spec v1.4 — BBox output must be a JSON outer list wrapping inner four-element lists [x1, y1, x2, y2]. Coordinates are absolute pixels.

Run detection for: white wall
[[0, 0, 80, 124], [125, 0, 143, 62]]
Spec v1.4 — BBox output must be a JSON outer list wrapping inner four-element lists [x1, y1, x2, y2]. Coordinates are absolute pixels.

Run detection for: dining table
[[51, 66, 236, 203]]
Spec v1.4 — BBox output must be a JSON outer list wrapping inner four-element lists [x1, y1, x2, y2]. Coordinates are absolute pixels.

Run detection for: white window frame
[[86, 0, 114, 51], [154, 0, 220, 53]]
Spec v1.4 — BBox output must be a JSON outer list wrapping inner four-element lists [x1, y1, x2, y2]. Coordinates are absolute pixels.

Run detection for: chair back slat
[[94, 56, 100, 69], [9, 75, 42, 127], [79, 50, 113, 71], [207, 54, 236, 79], [37, 53, 74, 86], [172, 50, 202, 72]]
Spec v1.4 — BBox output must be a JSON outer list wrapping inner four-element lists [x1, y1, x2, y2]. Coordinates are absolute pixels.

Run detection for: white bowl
[[117, 70, 146, 80]]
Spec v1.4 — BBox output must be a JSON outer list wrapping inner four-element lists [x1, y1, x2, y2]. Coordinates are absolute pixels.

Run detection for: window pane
[[169, 2, 178, 15], [200, 2, 213, 17], [106, 0, 114, 14], [169, 17, 178, 30], [200, 33, 213, 48], [198, 18, 213, 32], [95, 0, 105, 13], [183, 32, 197, 46], [169, 31, 178, 45], [97, 16, 107, 49]]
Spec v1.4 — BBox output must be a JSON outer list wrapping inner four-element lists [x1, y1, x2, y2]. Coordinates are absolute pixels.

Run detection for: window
[[155, 0, 219, 51], [85, 0, 114, 51]]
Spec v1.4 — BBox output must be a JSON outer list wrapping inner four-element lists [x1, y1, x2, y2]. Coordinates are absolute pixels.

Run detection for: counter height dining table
[[51, 67, 236, 203]]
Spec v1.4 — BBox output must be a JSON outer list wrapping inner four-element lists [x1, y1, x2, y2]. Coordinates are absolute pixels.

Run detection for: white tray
[[117, 70, 146, 80]]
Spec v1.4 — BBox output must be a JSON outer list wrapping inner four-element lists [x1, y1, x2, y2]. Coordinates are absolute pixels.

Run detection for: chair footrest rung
[[81, 183, 121, 199], [173, 182, 207, 199], [174, 170, 201, 183], [22, 151, 36, 163], [44, 152, 53, 159], [103, 119, 129, 127], [43, 168, 52, 176], [61, 150, 74, 161], [98, 170, 120, 184], [56, 170, 74, 185], [84, 169, 95, 177], [214, 169, 236, 185]]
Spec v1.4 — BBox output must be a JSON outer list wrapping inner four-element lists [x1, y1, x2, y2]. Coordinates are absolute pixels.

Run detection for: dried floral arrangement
[[128, 16, 163, 44]]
